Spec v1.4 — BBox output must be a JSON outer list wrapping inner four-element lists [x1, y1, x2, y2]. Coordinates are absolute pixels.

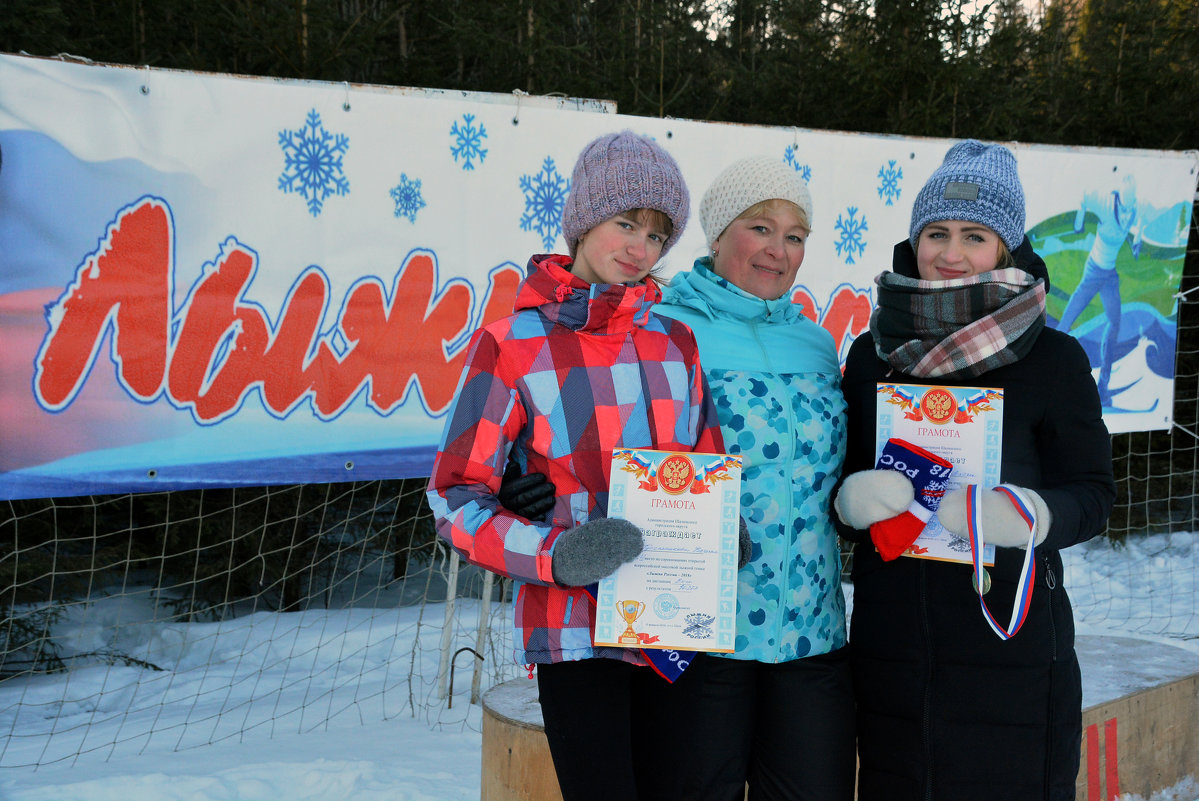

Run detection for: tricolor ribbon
[[965, 484, 1037, 640]]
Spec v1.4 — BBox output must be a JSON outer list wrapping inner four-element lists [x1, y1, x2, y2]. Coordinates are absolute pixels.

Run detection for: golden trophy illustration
[[616, 599, 646, 645]]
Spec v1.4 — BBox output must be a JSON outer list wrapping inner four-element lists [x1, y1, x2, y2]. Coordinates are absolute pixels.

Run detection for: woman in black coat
[[832, 140, 1116, 801]]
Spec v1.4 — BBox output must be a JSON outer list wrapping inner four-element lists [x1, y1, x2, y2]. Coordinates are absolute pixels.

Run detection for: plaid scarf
[[871, 267, 1047, 380]]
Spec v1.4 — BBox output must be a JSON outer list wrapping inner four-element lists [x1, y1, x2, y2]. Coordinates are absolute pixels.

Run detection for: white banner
[[1, 52, 1195, 499]]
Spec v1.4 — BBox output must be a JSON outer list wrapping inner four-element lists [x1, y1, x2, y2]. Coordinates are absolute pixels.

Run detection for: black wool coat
[[834, 238, 1116, 801]]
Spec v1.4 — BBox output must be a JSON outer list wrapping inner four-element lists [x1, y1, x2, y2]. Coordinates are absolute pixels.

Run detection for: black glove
[[497, 460, 556, 520], [551, 519, 644, 586], [738, 517, 752, 569]]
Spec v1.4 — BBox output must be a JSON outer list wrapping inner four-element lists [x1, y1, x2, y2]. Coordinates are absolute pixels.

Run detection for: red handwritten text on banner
[[34, 198, 522, 423]]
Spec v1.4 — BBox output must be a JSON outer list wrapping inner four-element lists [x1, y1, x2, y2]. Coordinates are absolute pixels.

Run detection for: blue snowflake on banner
[[520, 156, 570, 251], [834, 206, 869, 265], [389, 174, 426, 223], [877, 160, 903, 206], [278, 109, 350, 217], [450, 113, 488, 170], [784, 145, 812, 182]]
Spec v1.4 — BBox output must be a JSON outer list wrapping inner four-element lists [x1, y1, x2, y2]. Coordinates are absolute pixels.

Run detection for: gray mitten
[[551, 518, 644, 586], [738, 517, 752, 569], [937, 486, 1052, 548], [834, 469, 915, 530]]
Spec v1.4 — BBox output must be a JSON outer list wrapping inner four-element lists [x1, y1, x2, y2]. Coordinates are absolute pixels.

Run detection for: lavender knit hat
[[562, 130, 690, 257], [909, 140, 1026, 251], [699, 155, 813, 248]]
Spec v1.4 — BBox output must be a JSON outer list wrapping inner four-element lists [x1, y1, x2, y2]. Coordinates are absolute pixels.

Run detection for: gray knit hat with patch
[[561, 130, 689, 257], [699, 156, 813, 248], [909, 139, 1025, 251]]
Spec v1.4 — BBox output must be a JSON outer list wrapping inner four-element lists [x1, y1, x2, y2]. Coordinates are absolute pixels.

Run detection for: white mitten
[[937, 486, 1053, 548], [834, 469, 915, 530]]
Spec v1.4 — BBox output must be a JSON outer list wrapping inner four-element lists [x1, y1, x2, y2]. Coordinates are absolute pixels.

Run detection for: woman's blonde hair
[[996, 240, 1015, 269], [913, 227, 1016, 272], [728, 198, 810, 236]]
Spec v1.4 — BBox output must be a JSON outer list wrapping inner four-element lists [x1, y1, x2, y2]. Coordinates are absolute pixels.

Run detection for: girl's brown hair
[[628, 208, 674, 277]]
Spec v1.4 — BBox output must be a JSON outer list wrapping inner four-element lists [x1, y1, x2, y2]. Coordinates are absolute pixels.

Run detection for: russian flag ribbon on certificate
[[584, 583, 694, 682]]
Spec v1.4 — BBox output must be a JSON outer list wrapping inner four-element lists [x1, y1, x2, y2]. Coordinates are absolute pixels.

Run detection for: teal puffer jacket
[[656, 258, 848, 662]]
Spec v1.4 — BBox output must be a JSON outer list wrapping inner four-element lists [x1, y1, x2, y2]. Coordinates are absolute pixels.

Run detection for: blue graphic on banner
[[784, 145, 812, 182], [390, 174, 426, 223], [1032, 194, 1187, 418], [834, 206, 868, 265], [449, 113, 488, 170], [520, 156, 570, 251], [877, 160, 903, 206], [277, 109, 350, 217]]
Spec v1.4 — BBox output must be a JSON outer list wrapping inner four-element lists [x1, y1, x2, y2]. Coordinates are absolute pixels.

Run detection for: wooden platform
[[1074, 635, 1199, 800], [481, 676, 561, 801], [481, 635, 1199, 801]]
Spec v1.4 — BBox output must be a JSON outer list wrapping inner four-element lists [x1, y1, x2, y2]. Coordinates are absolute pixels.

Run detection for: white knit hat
[[699, 156, 813, 248]]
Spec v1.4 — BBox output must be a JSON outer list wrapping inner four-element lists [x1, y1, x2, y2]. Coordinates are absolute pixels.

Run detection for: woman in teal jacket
[[652, 156, 854, 801], [501, 155, 853, 800]]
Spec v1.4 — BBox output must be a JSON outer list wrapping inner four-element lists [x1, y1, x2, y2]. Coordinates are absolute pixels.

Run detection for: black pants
[[537, 649, 855, 801], [655, 648, 857, 801], [537, 657, 682, 801]]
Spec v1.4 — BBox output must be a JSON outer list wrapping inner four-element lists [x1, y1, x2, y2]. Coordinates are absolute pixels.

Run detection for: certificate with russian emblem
[[592, 449, 741, 653], [875, 383, 1002, 565]]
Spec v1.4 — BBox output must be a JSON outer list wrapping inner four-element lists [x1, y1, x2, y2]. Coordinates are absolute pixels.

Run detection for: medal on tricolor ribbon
[[972, 568, 991, 595], [965, 484, 1037, 640]]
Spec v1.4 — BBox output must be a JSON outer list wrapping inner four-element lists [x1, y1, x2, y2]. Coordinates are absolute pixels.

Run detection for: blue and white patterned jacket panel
[[656, 259, 849, 662]]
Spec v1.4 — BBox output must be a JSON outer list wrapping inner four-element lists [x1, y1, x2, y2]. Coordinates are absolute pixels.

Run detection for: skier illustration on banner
[[1052, 173, 1144, 408]]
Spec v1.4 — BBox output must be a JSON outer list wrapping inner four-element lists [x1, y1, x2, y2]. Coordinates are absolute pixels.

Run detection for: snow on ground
[[1, 532, 1196, 801]]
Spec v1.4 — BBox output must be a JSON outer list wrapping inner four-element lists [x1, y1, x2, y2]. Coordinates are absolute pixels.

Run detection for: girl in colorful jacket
[[426, 130, 723, 801]]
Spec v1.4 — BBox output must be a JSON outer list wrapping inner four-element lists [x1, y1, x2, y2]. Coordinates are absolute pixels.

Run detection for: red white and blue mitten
[[860, 439, 953, 561], [938, 486, 1052, 548]]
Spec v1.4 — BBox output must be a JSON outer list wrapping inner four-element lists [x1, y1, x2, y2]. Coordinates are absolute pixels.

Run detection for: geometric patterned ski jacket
[[427, 254, 724, 667]]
